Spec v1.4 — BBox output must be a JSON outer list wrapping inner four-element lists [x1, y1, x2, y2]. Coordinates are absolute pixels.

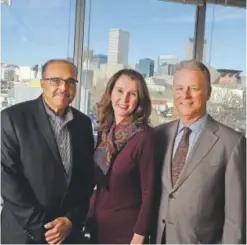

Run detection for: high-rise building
[[1, 67, 15, 82], [1, 64, 19, 82], [108, 29, 129, 65], [1, 0, 12, 6], [138, 58, 155, 78], [31, 64, 42, 79], [157, 55, 179, 75], [186, 38, 207, 62], [83, 47, 93, 62], [91, 54, 108, 69]]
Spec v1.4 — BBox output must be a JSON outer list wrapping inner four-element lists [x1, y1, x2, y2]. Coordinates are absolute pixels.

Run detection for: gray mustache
[[54, 92, 70, 97]]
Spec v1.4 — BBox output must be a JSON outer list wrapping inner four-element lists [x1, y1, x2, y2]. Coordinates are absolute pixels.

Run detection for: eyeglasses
[[42, 77, 78, 86]]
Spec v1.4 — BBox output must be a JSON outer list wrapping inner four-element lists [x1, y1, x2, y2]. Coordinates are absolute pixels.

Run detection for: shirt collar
[[42, 98, 74, 126], [178, 113, 208, 133]]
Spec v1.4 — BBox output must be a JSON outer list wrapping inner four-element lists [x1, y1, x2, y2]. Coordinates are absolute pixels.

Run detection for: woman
[[88, 69, 155, 244]]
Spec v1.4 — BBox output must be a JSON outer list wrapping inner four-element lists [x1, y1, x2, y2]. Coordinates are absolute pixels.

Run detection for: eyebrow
[[43, 76, 76, 79], [115, 86, 137, 92], [175, 84, 198, 87]]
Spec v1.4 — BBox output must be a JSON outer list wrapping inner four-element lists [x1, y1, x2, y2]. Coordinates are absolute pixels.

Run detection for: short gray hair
[[42, 59, 78, 78], [175, 60, 211, 92]]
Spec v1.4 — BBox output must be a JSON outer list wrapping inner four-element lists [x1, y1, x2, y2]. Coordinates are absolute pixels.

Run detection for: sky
[[1, 0, 246, 74]]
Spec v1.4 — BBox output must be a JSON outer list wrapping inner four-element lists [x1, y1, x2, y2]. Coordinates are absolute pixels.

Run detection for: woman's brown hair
[[98, 69, 152, 132]]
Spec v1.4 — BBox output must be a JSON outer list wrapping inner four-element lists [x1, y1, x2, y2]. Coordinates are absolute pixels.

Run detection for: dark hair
[[175, 60, 211, 97], [42, 59, 78, 78], [98, 69, 152, 132]]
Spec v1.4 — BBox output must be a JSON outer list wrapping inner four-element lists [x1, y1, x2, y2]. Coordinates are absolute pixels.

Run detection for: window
[[82, 0, 196, 126], [1, 0, 75, 109], [205, 4, 246, 134]]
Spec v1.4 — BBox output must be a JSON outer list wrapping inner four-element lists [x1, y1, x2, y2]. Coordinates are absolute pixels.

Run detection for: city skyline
[[107, 28, 129, 65], [2, 0, 246, 74]]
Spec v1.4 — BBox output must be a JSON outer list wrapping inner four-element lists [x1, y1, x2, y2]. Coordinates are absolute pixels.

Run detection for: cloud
[[153, 7, 245, 24]]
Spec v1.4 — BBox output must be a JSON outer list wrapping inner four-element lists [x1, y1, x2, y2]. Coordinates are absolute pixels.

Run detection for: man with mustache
[[152, 60, 246, 244], [1, 59, 95, 244]]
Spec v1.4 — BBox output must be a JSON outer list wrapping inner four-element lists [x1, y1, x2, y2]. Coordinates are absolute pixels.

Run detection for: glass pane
[[83, 0, 196, 128], [1, 0, 75, 109], [205, 5, 246, 135]]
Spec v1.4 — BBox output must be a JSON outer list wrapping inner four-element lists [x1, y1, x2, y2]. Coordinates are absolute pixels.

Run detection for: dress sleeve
[[133, 129, 155, 236]]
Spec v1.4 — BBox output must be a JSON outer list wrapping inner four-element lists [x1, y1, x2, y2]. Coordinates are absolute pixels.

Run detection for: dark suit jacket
[[1, 96, 95, 244], [151, 115, 246, 244]]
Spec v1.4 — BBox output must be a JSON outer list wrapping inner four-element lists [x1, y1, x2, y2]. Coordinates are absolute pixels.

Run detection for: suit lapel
[[172, 116, 219, 191], [162, 121, 179, 193], [33, 96, 64, 171]]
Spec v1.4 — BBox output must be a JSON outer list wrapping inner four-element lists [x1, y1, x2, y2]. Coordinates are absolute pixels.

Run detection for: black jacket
[[1, 96, 94, 244]]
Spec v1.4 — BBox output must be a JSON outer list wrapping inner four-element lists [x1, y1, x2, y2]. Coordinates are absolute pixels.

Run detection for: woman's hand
[[130, 233, 145, 244]]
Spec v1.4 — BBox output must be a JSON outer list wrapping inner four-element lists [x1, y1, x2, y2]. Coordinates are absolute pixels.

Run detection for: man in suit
[[1, 59, 95, 244], [153, 60, 246, 244]]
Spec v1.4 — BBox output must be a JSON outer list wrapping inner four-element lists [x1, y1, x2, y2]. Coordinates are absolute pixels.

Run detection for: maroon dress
[[88, 129, 155, 244]]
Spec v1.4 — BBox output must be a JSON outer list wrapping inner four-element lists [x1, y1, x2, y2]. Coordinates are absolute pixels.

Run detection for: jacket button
[[162, 219, 166, 224]]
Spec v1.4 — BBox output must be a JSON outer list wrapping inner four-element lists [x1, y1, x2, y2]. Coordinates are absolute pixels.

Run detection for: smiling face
[[41, 61, 76, 115], [173, 68, 210, 125], [110, 74, 139, 124]]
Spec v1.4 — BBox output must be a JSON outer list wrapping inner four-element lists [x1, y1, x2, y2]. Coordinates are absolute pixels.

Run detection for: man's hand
[[44, 217, 72, 244]]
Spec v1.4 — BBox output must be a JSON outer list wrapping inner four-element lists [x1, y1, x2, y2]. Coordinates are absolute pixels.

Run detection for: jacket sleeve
[[65, 117, 95, 229], [222, 135, 246, 244], [1, 110, 47, 243], [133, 130, 155, 236]]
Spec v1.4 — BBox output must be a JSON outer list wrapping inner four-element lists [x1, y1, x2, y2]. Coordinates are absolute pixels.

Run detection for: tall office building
[[157, 55, 179, 75], [91, 54, 108, 69], [1, 64, 19, 82], [31, 64, 42, 79], [83, 47, 93, 62], [138, 58, 155, 78], [186, 38, 207, 63], [1, 67, 15, 82], [1, 0, 12, 6], [108, 29, 129, 66]]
